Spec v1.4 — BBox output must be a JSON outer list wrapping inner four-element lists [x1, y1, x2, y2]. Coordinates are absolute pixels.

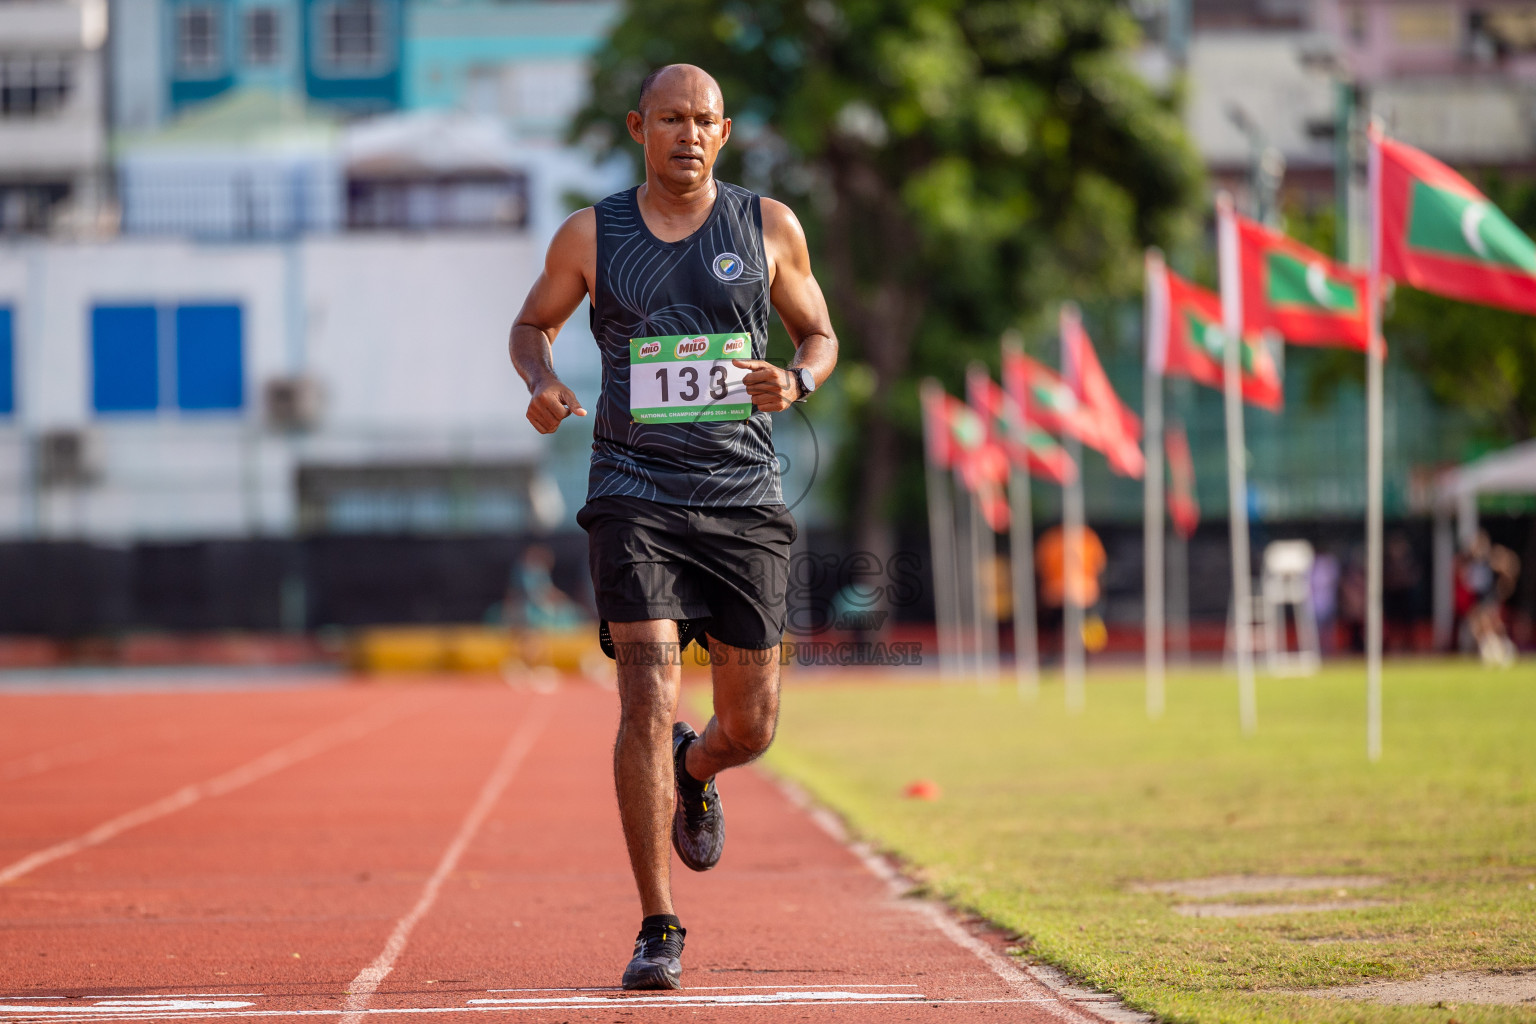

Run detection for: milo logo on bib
[[629, 333, 753, 423]]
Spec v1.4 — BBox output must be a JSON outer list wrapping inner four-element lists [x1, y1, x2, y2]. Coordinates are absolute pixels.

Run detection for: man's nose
[[679, 118, 700, 143]]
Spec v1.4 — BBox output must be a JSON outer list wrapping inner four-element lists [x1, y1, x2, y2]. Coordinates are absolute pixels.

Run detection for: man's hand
[[733, 359, 798, 413], [526, 377, 588, 434]]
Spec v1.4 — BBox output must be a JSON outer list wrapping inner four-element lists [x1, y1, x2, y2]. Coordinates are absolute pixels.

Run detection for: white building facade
[[0, 0, 110, 234]]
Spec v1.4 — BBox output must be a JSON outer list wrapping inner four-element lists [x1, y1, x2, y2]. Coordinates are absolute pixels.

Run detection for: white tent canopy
[[342, 111, 521, 179], [1431, 437, 1536, 646]]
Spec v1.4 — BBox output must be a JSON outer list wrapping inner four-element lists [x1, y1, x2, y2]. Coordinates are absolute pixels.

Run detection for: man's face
[[626, 72, 730, 190]]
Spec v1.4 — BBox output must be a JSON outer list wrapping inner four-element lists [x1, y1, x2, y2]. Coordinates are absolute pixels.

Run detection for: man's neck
[[637, 175, 717, 242]]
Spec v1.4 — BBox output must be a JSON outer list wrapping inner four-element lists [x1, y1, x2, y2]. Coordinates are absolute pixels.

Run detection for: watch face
[[797, 368, 815, 395]]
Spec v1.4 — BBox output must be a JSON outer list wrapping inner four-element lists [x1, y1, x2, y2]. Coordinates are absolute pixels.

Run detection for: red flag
[[967, 370, 1077, 484], [1003, 347, 1091, 442], [1165, 422, 1199, 539], [1149, 256, 1283, 411], [1232, 213, 1369, 350], [1061, 306, 1144, 479], [923, 383, 1010, 532], [1373, 128, 1536, 316]]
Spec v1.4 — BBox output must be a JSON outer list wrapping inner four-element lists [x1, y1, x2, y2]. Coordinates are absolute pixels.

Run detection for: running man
[[507, 64, 837, 990]]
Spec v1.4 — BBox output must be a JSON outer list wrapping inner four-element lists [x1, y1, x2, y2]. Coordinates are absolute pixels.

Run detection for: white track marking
[[0, 700, 417, 887], [466, 994, 921, 1007], [484, 983, 919, 992], [773, 777, 1125, 1024], [338, 702, 556, 1024], [4, 997, 1055, 1022]]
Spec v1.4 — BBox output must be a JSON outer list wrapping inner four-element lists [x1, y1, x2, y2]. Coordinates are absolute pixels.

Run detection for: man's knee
[[616, 668, 680, 738], [716, 709, 777, 761]]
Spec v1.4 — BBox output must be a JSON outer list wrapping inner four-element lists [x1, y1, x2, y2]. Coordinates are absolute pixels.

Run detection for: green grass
[[760, 662, 1536, 1024]]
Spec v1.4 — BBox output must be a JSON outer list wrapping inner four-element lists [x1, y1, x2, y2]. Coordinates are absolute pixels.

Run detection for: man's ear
[[720, 117, 732, 146], [626, 110, 645, 145]]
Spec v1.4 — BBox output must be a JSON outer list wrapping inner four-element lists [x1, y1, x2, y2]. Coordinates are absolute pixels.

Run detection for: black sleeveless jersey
[[586, 181, 781, 508]]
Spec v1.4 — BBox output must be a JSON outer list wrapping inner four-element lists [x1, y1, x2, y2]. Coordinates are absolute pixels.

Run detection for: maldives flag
[[1147, 255, 1283, 411], [1061, 306, 1144, 479], [1165, 422, 1199, 540], [922, 383, 1010, 531], [1373, 128, 1536, 315], [1002, 346, 1089, 442], [967, 369, 1077, 485], [1231, 213, 1369, 350]]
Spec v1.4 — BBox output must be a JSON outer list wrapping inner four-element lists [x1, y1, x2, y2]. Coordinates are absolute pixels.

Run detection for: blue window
[[92, 305, 160, 413], [0, 307, 13, 415], [175, 304, 243, 410]]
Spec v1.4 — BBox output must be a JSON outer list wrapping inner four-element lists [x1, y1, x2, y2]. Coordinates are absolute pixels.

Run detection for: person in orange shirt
[[1035, 525, 1108, 651]]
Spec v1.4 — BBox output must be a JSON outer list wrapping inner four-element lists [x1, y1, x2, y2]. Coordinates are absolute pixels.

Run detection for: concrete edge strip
[[771, 775, 1155, 1024]]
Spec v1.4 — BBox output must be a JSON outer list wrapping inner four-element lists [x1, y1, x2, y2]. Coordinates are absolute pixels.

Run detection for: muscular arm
[[734, 198, 838, 413], [509, 209, 596, 433]]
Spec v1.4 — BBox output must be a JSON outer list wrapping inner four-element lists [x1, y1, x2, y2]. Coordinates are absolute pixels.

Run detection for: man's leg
[[686, 637, 780, 781], [610, 619, 683, 917]]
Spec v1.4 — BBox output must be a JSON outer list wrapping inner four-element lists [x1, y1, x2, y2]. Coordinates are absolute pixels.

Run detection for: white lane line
[[338, 701, 556, 1024], [1, 997, 1056, 1021], [774, 777, 1116, 1024], [0, 699, 418, 887], [483, 983, 919, 992], [470, 991, 924, 1005]]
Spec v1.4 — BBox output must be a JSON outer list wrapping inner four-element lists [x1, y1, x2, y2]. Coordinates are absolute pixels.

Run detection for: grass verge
[[763, 662, 1536, 1024]]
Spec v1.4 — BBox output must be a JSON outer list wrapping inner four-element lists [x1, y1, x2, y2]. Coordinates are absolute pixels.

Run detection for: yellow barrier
[[350, 625, 604, 678]]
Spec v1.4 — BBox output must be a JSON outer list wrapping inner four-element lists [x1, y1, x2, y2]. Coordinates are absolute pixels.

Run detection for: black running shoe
[[671, 721, 724, 871], [621, 918, 685, 990]]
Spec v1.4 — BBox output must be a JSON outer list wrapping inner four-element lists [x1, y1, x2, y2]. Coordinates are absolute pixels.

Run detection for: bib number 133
[[629, 334, 753, 423]]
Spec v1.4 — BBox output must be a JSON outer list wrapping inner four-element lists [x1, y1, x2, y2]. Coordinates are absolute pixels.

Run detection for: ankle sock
[[641, 913, 683, 934], [675, 734, 708, 792]]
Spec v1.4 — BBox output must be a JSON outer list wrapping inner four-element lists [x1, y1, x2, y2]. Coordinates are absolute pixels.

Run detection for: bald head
[[637, 64, 724, 117]]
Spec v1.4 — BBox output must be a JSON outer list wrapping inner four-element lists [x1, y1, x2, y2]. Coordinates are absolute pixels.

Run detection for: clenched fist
[[526, 378, 587, 434]]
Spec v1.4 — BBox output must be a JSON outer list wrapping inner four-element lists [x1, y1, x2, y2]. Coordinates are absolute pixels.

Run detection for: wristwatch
[[791, 366, 816, 402]]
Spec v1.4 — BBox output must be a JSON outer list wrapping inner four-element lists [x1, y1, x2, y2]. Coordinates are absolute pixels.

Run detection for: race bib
[[629, 334, 753, 423]]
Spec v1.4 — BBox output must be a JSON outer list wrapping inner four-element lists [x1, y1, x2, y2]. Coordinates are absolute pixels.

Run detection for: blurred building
[[0, 0, 110, 235], [0, 0, 636, 634], [110, 0, 406, 127], [1140, 0, 1536, 208]]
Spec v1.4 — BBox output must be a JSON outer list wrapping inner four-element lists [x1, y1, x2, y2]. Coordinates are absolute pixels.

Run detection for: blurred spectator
[[1383, 532, 1421, 652], [1339, 551, 1366, 653], [1036, 526, 1107, 651], [1461, 530, 1519, 666], [492, 545, 586, 631], [1310, 550, 1340, 654]]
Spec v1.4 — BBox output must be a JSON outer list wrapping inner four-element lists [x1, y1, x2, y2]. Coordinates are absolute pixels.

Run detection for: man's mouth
[[673, 154, 703, 165]]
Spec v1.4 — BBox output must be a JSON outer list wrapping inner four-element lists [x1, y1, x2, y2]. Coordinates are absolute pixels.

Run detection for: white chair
[[1260, 540, 1320, 677]]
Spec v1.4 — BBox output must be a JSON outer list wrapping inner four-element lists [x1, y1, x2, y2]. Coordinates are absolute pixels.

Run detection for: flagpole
[[1008, 465, 1039, 699], [1060, 305, 1087, 714], [1217, 192, 1258, 734], [1365, 123, 1384, 762], [953, 468, 978, 677], [1143, 250, 1168, 719], [921, 380, 961, 677], [968, 471, 998, 686], [965, 363, 1002, 689], [1002, 334, 1039, 700]]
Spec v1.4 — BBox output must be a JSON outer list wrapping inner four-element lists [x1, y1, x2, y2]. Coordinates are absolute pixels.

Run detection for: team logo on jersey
[[713, 252, 744, 281], [637, 340, 662, 359], [675, 336, 710, 358], [722, 336, 747, 356]]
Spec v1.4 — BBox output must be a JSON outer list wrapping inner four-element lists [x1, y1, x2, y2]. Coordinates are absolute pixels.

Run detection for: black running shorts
[[576, 495, 796, 652]]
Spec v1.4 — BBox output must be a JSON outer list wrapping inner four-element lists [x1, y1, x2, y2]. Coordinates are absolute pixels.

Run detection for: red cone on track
[[903, 779, 942, 800]]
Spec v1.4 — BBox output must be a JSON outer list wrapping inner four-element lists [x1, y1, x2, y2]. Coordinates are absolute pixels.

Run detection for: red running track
[[0, 678, 1105, 1023]]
